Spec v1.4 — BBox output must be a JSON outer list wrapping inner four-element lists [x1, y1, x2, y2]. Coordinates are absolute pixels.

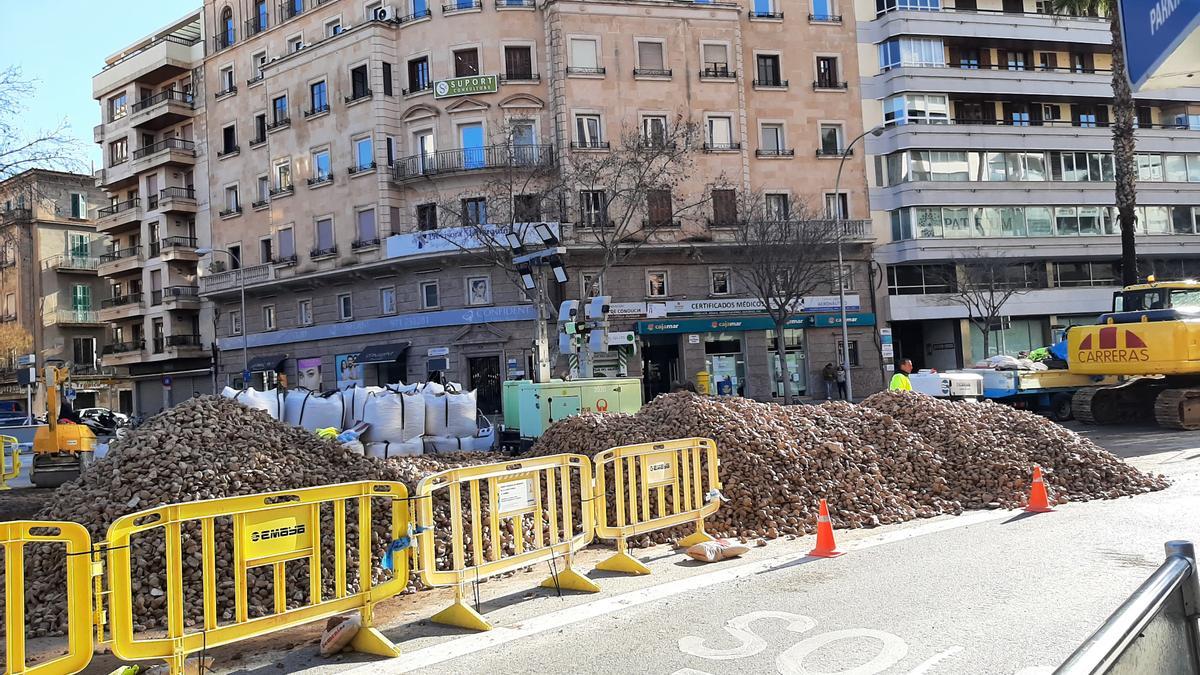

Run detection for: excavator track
[[1153, 388, 1200, 430], [1072, 379, 1162, 426]]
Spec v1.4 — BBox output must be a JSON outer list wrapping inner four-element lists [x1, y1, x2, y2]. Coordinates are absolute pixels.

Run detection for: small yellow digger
[[31, 363, 96, 487]]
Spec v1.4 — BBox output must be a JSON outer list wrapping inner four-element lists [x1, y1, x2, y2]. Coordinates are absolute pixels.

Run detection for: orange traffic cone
[[808, 498, 844, 558], [1025, 465, 1054, 513]]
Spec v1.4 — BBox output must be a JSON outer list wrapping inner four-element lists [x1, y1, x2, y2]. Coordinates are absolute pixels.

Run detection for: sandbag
[[283, 390, 346, 431], [362, 390, 425, 444], [424, 390, 477, 437], [320, 614, 361, 657], [385, 382, 419, 394], [423, 430, 493, 453], [686, 538, 751, 563], [365, 439, 423, 458], [223, 387, 283, 420], [340, 386, 383, 428]]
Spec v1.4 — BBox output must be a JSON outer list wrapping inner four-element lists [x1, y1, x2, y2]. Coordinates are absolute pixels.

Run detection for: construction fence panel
[[2, 520, 94, 675], [593, 437, 722, 575], [1, 435, 20, 489], [415, 453, 598, 631], [105, 481, 411, 673]]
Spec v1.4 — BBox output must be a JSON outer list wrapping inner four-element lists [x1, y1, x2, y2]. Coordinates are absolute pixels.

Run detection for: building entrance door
[[641, 336, 678, 401], [469, 355, 502, 414]]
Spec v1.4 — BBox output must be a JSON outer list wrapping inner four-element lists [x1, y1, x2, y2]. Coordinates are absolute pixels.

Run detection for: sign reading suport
[[434, 75, 499, 98]]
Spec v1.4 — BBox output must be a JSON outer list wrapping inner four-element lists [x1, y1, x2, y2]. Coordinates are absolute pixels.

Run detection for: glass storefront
[[766, 328, 806, 397], [704, 332, 745, 396]]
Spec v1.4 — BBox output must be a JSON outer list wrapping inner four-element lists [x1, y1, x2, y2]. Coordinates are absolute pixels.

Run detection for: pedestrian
[[835, 364, 847, 400], [889, 358, 914, 391], [821, 363, 836, 400]]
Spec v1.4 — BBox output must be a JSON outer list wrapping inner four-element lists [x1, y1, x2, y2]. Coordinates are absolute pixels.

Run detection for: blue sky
[[1, 1, 197, 170]]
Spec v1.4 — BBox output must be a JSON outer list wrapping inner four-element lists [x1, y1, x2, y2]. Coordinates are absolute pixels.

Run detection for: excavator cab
[[1112, 278, 1200, 313]]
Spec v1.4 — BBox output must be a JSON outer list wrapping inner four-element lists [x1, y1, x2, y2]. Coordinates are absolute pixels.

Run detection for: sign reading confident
[[434, 75, 499, 98]]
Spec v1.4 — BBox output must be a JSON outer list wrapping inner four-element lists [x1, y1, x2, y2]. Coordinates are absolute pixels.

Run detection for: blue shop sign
[[636, 313, 875, 334]]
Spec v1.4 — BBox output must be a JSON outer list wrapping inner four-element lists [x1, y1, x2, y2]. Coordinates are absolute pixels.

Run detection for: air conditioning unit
[[375, 5, 398, 20]]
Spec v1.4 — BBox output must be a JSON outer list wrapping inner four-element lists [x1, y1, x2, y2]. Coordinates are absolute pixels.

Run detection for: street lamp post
[[833, 124, 884, 402], [196, 247, 248, 386]]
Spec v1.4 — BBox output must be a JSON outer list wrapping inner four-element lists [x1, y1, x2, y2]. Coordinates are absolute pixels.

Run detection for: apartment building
[[157, 0, 883, 403], [0, 170, 130, 412], [856, 0, 1200, 368], [92, 11, 215, 412]]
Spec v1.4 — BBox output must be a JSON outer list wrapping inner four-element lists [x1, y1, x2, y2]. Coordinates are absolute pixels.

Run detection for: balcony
[[310, 246, 338, 259], [866, 118, 1200, 155], [403, 82, 433, 95], [753, 78, 789, 89], [266, 117, 291, 132], [270, 185, 294, 198], [813, 79, 848, 91], [158, 186, 198, 214], [279, 0, 304, 21], [101, 340, 146, 367], [132, 137, 196, 171], [304, 103, 330, 118], [499, 72, 541, 83], [756, 148, 795, 158], [344, 89, 373, 105], [152, 334, 205, 356], [633, 68, 673, 78], [273, 254, 299, 267], [396, 9, 433, 23], [306, 174, 333, 187], [352, 237, 381, 250], [158, 236, 199, 263], [496, 0, 535, 5], [98, 246, 142, 277], [244, 17, 268, 38], [98, 294, 145, 322], [700, 64, 737, 80], [566, 67, 606, 76], [93, 34, 203, 99], [0, 208, 31, 223], [52, 309, 104, 326], [199, 263, 275, 294], [219, 206, 243, 218], [442, 0, 483, 12], [217, 145, 240, 158], [816, 147, 851, 158], [150, 285, 201, 308], [749, 10, 784, 18], [43, 254, 100, 273], [95, 161, 136, 191], [392, 144, 554, 182], [808, 13, 841, 22], [863, 7, 1108, 47], [348, 161, 377, 175], [570, 141, 609, 150], [129, 89, 194, 130], [95, 198, 142, 234], [704, 142, 742, 152], [863, 64, 1157, 101]]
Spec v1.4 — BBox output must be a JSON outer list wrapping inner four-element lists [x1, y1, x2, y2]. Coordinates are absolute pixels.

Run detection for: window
[[765, 193, 790, 219], [272, 94, 288, 123], [711, 189, 737, 227], [274, 159, 292, 190], [381, 287, 397, 314], [385, 137, 395, 166], [837, 340, 861, 367], [278, 227, 295, 258], [819, 124, 844, 154], [338, 293, 353, 320], [755, 54, 782, 86], [382, 62, 393, 95], [417, 203, 438, 230], [514, 195, 540, 222], [710, 269, 731, 295], [70, 193, 86, 219], [289, 36, 304, 53], [883, 94, 949, 125], [887, 264, 955, 295], [109, 138, 128, 165], [956, 48, 980, 69], [72, 337, 96, 369], [461, 197, 487, 226], [298, 299, 313, 325], [466, 276, 491, 305], [315, 217, 335, 253], [642, 115, 667, 146], [646, 270, 669, 298], [647, 189, 673, 226], [636, 41, 666, 73], [407, 56, 430, 93], [325, 18, 342, 37], [812, 0, 837, 17], [761, 123, 785, 153], [420, 280, 439, 309], [310, 81, 328, 113], [702, 43, 729, 74], [825, 192, 849, 218], [580, 190, 607, 226], [575, 114, 603, 147], [878, 38, 945, 70], [256, 175, 270, 203], [253, 0, 268, 31], [569, 37, 599, 70], [220, 7, 235, 48], [312, 149, 331, 181], [108, 93, 127, 121], [221, 124, 237, 154], [1054, 262, 1117, 287], [350, 64, 370, 99], [252, 52, 267, 81], [454, 49, 480, 77], [1038, 52, 1058, 71], [357, 208, 377, 241], [228, 244, 242, 269], [1003, 50, 1029, 71], [707, 116, 733, 149], [259, 236, 273, 263], [224, 185, 239, 211], [253, 113, 267, 142], [263, 305, 276, 331], [219, 66, 234, 94], [505, 45, 535, 79], [230, 310, 242, 335], [815, 56, 840, 87]]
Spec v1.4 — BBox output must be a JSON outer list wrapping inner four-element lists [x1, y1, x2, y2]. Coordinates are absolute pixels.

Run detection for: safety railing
[[1, 434, 19, 489], [592, 438, 722, 575], [2, 520, 95, 675], [105, 481, 411, 672], [1056, 540, 1199, 674], [415, 453, 599, 631]]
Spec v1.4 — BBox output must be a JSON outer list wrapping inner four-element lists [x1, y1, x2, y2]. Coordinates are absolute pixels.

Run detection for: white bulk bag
[[362, 390, 426, 444], [341, 386, 383, 428], [423, 433, 494, 453], [424, 390, 477, 437], [386, 382, 419, 394], [284, 390, 346, 431], [225, 387, 283, 420], [365, 439, 423, 458]]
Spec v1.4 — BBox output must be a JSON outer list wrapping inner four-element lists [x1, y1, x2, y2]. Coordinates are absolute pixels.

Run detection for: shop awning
[[356, 342, 411, 364], [247, 354, 288, 372]]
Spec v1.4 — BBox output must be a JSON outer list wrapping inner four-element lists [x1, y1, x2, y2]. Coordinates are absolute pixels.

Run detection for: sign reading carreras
[[1076, 326, 1151, 363], [434, 75, 499, 98]]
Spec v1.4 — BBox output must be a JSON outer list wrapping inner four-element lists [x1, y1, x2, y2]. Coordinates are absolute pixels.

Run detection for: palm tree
[[1047, 0, 1138, 285]]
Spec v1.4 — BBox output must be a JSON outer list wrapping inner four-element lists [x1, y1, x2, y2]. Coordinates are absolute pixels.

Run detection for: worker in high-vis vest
[[889, 358, 913, 391]]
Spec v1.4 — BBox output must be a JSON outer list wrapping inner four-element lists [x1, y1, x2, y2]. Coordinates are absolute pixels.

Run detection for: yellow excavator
[[1068, 277, 1200, 429], [31, 362, 97, 487]]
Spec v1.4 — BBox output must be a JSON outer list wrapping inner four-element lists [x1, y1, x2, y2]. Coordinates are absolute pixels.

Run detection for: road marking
[[906, 646, 963, 674], [775, 628, 908, 675], [348, 509, 1016, 674], [679, 611, 816, 660]]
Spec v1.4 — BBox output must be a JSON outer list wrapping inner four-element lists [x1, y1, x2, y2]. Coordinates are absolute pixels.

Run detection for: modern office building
[[857, 0, 1200, 368], [91, 10, 216, 411], [0, 170, 130, 412]]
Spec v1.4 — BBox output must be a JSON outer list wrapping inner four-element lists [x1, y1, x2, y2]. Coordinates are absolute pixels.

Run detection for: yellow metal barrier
[[2, 521, 95, 675], [592, 437, 722, 575], [1, 435, 20, 489], [105, 481, 411, 673], [415, 453, 599, 631]]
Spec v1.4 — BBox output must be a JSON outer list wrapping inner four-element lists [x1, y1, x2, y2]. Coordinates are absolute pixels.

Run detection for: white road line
[[348, 509, 1017, 674]]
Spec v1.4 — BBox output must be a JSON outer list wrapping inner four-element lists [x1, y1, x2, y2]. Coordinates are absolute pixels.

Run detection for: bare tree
[[729, 197, 843, 403], [0, 68, 85, 184], [931, 251, 1034, 359]]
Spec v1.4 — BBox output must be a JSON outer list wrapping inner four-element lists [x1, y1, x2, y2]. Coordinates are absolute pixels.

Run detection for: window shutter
[[1002, 102, 1014, 122], [1043, 52, 1058, 69], [570, 39, 596, 68], [1082, 52, 1094, 71], [702, 44, 726, 66], [947, 46, 960, 67], [1030, 103, 1043, 123], [638, 42, 663, 70], [979, 48, 991, 67], [1070, 104, 1081, 124]]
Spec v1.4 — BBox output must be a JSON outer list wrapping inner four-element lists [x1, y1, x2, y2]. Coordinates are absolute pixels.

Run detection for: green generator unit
[[501, 378, 643, 446]]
